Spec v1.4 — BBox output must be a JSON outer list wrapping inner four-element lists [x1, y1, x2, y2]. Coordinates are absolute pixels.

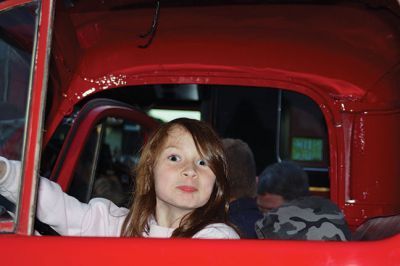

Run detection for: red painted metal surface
[[0, 0, 32, 10], [1, 233, 400, 265], [45, 3, 400, 139], [15, 0, 54, 235]]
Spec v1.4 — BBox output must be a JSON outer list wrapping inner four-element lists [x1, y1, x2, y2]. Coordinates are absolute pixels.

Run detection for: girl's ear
[[256, 175, 259, 184]]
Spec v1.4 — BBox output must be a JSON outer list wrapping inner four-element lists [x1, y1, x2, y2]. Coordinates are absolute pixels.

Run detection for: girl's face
[[153, 126, 216, 219]]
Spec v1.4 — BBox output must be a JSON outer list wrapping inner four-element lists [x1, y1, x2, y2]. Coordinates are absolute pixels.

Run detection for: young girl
[[0, 118, 239, 239]]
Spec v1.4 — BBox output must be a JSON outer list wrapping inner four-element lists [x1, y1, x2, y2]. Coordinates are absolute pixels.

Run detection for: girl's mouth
[[177, 185, 198, 192]]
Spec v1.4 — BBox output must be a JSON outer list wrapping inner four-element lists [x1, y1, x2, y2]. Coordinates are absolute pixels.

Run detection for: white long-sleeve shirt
[[0, 156, 239, 239]]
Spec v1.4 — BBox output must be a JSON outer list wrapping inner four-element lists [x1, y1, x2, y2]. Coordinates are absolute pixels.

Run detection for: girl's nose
[[182, 165, 197, 178]]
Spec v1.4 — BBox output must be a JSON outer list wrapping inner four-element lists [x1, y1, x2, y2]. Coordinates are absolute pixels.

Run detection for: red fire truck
[[0, 0, 400, 264]]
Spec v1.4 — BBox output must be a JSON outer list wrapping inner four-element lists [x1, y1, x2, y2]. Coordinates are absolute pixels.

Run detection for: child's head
[[222, 138, 257, 201], [121, 118, 229, 237]]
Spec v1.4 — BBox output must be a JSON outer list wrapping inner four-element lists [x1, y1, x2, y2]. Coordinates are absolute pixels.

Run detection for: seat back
[[353, 214, 400, 241]]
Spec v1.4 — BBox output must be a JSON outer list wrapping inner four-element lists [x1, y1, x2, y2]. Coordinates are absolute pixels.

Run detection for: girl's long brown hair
[[121, 118, 230, 237]]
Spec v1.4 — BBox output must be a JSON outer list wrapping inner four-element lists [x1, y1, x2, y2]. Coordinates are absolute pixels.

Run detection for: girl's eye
[[197, 159, 207, 166], [167, 155, 180, 162]]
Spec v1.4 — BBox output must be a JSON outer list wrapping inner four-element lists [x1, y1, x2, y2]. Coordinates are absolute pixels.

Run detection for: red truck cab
[[1, 0, 400, 264]]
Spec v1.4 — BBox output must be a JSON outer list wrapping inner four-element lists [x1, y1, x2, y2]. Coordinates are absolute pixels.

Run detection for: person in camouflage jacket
[[255, 196, 352, 241]]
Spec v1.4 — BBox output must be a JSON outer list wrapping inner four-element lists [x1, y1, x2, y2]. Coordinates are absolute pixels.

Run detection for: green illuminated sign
[[291, 137, 323, 161]]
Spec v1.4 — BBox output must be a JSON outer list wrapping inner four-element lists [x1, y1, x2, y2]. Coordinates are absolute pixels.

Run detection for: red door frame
[[50, 99, 159, 191]]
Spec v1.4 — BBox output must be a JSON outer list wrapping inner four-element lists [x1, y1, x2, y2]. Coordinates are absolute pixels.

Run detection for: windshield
[[0, 2, 38, 231]]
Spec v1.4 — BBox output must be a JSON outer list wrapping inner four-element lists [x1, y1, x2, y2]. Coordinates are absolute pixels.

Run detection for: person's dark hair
[[257, 161, 309, 201], [93, 175, 126, 206], [222, 138, 256, 199], [121, 118, 230, 237]]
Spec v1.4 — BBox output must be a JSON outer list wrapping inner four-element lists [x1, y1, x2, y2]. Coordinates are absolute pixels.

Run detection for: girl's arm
[[0, 156, 128, 236]]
